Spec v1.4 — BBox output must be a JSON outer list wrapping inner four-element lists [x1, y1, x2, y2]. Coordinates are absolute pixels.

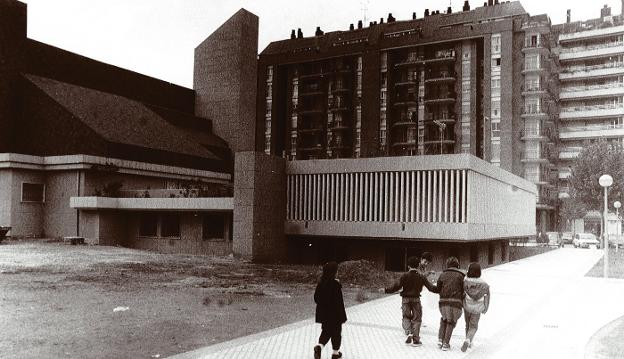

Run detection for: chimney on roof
[[413, 12, 417, 19], [494, 0, 499, 4], [566, 9, 571, 23], [463, 1, 471, 11], [601, 4, 612, 18], [488, 0, 494, 6], [290, 29, 296, 39], [388, 13, 396, 22], [349, 23, 354, 30], [297, 28, 303, 39], [483, 2, 487, 6], [447, 6, 452, 14], [358, 20, 363, 29], [315, 26, 323, 36], [369, 21, 374, 27], [425, 9, 429, 16]]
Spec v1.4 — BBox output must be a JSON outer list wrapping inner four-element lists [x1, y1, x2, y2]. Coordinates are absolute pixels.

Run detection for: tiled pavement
[[170, 248, 624, 359]]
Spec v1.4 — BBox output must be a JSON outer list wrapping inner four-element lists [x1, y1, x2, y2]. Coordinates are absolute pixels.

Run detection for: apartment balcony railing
[[425, 115, 456, 124], [559, 123, 624, 140], [522, 65, 544, 74], [520, 128, 552, 140], [521, 86, 548, 96], [394, 80, 417, 87], [521, 151, 550, 163], [558, 24, 624, 43], [561, 62, 624, 73], [392, 119, 418, 128], [329, 121, 351, 131], [424, 96, 456, 105], [560, 103, 624, 112], [560, 82, 624, 92], [522, 41, 549, 53], [560, 41, 624, 54], [521, 108, 548, 118], [558, 147, 583, 159], [425, 74, 457, 83], [559, 42, 624, 61]]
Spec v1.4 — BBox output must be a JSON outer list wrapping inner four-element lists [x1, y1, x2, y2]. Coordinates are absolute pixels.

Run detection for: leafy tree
[[563, 140, 624, 223]]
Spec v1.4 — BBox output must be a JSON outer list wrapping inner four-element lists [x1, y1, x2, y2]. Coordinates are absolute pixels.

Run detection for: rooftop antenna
[[360, 0, 370, 27]]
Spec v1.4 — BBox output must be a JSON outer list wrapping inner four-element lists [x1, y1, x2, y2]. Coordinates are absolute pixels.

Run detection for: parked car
[[573, 233, 599, 249], [546, 232, 562, 247], [561, 232, 573, 245], [609, 234, 624, 249]]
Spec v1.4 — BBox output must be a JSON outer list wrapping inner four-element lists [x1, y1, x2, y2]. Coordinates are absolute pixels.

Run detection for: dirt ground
[[0, 240, 390, 359]]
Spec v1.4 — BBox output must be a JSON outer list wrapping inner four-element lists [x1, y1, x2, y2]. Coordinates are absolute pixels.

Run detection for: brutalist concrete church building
[[0, 0, 539, 271]]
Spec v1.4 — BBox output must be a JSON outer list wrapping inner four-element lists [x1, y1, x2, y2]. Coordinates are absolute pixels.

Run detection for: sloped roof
[[24, 74, 223, 161]]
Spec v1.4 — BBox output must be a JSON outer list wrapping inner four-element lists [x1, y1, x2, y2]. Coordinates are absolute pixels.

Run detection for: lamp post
[[599, 174, 613, 278], [615, 200, 622, 253], [433, 120, 446, 155]]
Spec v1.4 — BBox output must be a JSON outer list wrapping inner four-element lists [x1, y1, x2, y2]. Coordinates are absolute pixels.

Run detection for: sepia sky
[[21, 0, 623, 88]]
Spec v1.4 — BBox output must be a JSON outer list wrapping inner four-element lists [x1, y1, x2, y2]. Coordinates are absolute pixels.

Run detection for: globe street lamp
[[599, 174, 613, 278]]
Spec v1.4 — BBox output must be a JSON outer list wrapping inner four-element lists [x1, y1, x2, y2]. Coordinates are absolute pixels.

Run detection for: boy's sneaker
[[331, 352, 342, 359], [412, 339, 423, 347], [405, 335, 413, 345], [437, 340, 443, 348], [314, 345, 321, 359], [461, 340, 470, 352], [442, 343, 451, 351]]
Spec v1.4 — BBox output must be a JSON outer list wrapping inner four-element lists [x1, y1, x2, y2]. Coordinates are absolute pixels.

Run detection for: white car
[[573, 233, 599, 249]]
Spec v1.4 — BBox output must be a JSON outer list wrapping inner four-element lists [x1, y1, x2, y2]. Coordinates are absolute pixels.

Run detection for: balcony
[[522, 42, 549, 54], [558, 24, 624, 43], [331, 87, 351, 94], [521, 86, 548, 97], [424, 96, 456, 105], [425, 75, 456, 83], [391, 139, 418, 147], [297, 108, 324, 116], [393, 100, 418, 107], [559, 83, 624, 100], [559, 42, 624, 62], [521, 66, 545, 74], [392, 119, 417, 128], [330, 122, 351, 131], [329, 106, 350, 113], [521, 109, 548, 119], [559, 123, 624, 140], [423, 52, 456, 64], [520, 128, 550, 141], [521, 151, 549, 163], [558, 147, 583, 160], [394, 80, 417, 87], [299, 72, 324, 80], [559, 103, 624, 120], [298, 145, 324, 153], [297, 127, 324, 135], [298, 90, 325, 97], [559, 62, 624, 81]]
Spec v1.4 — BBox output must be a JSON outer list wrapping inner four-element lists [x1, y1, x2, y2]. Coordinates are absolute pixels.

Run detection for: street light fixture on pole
[[615, 200, 621, 253], [433, 120, 446, 155], [599, 174, 613, 278]]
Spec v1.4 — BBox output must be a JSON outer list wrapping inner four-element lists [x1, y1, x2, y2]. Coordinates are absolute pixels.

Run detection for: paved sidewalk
[[170, 248, 624, 359]]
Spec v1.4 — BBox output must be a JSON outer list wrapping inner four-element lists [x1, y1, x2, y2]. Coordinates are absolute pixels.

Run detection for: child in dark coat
[[436, 256, 466, 351], [383, 255, 438, 346], [314, 262, 347, 359]]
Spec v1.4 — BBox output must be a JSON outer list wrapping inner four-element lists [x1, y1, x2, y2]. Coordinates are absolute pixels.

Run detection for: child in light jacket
[[461, 262, 490, 352]]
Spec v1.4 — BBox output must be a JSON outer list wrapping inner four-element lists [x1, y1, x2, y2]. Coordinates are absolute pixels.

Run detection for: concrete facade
[[233, 152, 287, 262], [194, 9, 258, 153]]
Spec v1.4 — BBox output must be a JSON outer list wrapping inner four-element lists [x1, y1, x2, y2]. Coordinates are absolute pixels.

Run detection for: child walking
[[314, 261, 347, 359], [383, 255, 438, 347], [435, 256, 465, 351], [461, 262, 490, 352]]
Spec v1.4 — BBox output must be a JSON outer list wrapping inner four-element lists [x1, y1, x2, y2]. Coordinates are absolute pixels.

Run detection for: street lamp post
[[615, 200, 621, 253], [433, 120, 446, 155], [599, 174, 613, 278]]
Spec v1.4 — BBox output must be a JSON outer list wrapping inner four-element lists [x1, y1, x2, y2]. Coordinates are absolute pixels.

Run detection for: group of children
[[312, 253, 491, 358]]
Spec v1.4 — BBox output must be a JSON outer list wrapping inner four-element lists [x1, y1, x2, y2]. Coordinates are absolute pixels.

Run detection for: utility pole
[[360, 0, 369, 26]]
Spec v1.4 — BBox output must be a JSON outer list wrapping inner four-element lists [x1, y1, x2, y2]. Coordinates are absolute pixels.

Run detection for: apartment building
[[553, 5, 624, 200], [257, 0, 558, 235]]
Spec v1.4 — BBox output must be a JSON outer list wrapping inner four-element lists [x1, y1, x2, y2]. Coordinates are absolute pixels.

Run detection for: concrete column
[[233, 152, 286, 262]]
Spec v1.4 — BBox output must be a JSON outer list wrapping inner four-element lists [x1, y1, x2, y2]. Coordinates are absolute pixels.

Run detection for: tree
[[564, 140, 624, 221]]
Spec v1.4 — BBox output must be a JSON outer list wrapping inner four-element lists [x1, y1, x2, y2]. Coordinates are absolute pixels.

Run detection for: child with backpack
[[313, 262, 347, 359], [461, 262, 490, 352]]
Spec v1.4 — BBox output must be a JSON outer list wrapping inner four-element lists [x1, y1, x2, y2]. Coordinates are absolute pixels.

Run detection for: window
[[492, 58, 501, 67], [525, 54, 539, 70], [138, 213, 158, 237], [203, 213, 225, 240], [160, 214, 180, 238], [491, 34, 501, 53], [491, 79, 500, 89], [21, 183, 45, 203], [491, 100, 501, 117]]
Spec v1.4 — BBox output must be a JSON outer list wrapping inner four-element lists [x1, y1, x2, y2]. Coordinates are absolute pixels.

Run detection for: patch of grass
[[586, 248, 624, 278]]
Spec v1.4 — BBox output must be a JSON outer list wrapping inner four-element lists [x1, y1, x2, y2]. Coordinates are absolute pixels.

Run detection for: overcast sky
[[21, 0, 623, 88]]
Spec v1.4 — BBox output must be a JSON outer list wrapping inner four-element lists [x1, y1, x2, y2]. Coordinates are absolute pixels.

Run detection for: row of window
[[138, 213, 227, 240]]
